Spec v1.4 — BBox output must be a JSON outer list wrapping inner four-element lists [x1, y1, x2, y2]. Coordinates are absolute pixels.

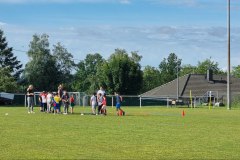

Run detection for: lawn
[[1, 106, 240, 159]]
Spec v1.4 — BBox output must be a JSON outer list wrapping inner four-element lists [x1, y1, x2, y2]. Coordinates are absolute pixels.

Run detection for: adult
[[97, 86, 105, 114], [97, 86, 105, 96], [58, 84, 63, 112], [26, 85, 34, 114]]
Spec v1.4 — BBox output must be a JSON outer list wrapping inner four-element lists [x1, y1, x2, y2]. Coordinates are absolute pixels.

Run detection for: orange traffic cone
[[182, 110, 185, 117]]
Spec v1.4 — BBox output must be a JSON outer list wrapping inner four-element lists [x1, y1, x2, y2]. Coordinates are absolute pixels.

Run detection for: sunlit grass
[[0, 106, 240, 159]]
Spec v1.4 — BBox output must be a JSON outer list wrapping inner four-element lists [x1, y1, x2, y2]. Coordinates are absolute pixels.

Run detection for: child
[[115, 92, 125, 116], [62, 91, 69, 115], [90, 92, 97, 115], [101, 94, 107, 115], [97, 93, 103, 115], [39, 91, 47, 112], [70, 94, 75, 114], [53, 93, 61, 114], [47, 92, 53, 113], [38, 92, 43, 112]]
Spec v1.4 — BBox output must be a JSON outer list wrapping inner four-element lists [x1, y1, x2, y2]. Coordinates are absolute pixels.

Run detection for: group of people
[[26, 84, 75, 114], [26, 85, 125, 116], [90, 87, 125, 116]]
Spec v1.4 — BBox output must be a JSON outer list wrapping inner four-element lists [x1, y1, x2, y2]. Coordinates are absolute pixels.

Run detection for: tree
[[0, 67, 18, 92], [23, 34, 59, 91], [0, 29, 23, 79], [180, 64, 196, 76], [142, 65, 161, 92], [232, 65, 240, 78], [52, 42, 75, 89], [159, 53, 181, 84], [101, 49, 143, 95], [195, 58, 224, 74], [72, 53, 105, 93]]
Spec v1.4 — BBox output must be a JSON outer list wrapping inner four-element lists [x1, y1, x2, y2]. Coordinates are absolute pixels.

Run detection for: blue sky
[[0, 0, 240, 70]]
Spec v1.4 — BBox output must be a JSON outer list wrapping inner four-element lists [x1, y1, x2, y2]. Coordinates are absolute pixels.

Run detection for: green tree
[[180, 64, 196, 76], [0, 29, 23, 79], [232, 65, 240, 78], [52, 42, 75, 89], [0, 67, 18, 92], [72, 53, 104, 93], [101, 49, 143, 95], [195, 58, 223, 74], [142, 65, 161, 92], [23, 34, 59, 91], [159, 53, 181, 84]]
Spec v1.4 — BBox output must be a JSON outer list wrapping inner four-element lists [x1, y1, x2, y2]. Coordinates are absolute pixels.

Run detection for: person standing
[[70, 94, 75, 114], [97, 93, 103, 115], [58, 84, 63, 113], [62, 91, 69, 115], [90, 92, 97, 115], [40, 91, 47, 112], [47, 92, 53, 113], [53, 93, 61, 114], [115, 92, 125, 116], [26, 85, 34, 114], [101, 94, 107, 115], [97, 86, 105, 115], [97, 86, 105, 96]]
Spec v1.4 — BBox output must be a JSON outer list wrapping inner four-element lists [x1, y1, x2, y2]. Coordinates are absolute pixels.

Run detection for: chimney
[[207, 69, 213, 81]]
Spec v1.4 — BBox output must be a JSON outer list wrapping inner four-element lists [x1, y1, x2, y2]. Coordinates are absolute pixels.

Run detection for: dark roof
[[141, 74, 240, 98]]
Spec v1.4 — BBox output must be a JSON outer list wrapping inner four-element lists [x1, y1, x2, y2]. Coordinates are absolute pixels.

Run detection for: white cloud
[[2, 24, 240, 69], [148, 0, 200, 7], [0, 0, 130, 4], [119, 0, 131, 4], [0, 21, 7, 26]]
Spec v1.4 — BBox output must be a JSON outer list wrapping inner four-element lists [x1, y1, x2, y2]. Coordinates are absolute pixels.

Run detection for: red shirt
[[102, 97, 107, 105], [70, 97, 74, 103]]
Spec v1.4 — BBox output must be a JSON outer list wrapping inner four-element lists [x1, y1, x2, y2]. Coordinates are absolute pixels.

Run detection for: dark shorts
[[54, 103, 60, 110], [70, 103, 75, 107]]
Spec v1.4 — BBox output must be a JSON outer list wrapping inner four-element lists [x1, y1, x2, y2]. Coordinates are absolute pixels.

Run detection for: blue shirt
[[116, 95, 121, 103]]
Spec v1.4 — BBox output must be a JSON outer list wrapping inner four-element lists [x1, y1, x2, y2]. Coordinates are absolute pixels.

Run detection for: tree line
[[1, 29, 240, 94]]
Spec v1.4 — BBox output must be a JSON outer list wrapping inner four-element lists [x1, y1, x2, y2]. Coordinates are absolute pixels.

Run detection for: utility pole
[[227, 0, 231, 110]]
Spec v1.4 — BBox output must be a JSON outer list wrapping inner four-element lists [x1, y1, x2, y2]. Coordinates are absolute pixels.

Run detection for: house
[[141, 70, 240, 105]]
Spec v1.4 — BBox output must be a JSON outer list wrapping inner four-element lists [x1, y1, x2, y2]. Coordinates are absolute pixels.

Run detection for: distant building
[[141, 70, 240, 105]]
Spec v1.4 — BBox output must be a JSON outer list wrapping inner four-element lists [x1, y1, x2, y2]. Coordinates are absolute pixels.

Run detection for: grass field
[[1, 106, 240, 159]]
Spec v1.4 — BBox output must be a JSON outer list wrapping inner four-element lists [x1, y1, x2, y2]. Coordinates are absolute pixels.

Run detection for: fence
[[2, 93, 232, 108]]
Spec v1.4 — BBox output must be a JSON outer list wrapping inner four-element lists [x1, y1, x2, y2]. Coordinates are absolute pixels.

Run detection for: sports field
[[1, 106, 240, 159]]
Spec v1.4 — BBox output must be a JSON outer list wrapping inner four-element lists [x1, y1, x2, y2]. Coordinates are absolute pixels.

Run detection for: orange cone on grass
[[182, 110, 185, 117]]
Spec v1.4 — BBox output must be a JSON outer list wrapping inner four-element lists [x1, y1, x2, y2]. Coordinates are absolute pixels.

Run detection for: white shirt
[[41, 94, 47, 103], [91, 95, 97, 105], [97, 89, 105, 96], [47, 94, 52, 103]]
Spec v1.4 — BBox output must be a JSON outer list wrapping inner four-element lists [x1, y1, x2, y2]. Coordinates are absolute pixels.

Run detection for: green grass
[[1, 106, 240, 159]]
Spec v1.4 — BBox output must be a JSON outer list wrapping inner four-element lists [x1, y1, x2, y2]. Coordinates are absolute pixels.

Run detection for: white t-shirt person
[[97, 87, 105, 96], [91, 95, 97, 106]]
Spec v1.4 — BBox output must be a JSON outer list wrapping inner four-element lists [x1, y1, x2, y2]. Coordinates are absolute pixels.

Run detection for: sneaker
[[28, 111, 31, 114], [31, 111, 35, 114], [63, 113, 67, 115]]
